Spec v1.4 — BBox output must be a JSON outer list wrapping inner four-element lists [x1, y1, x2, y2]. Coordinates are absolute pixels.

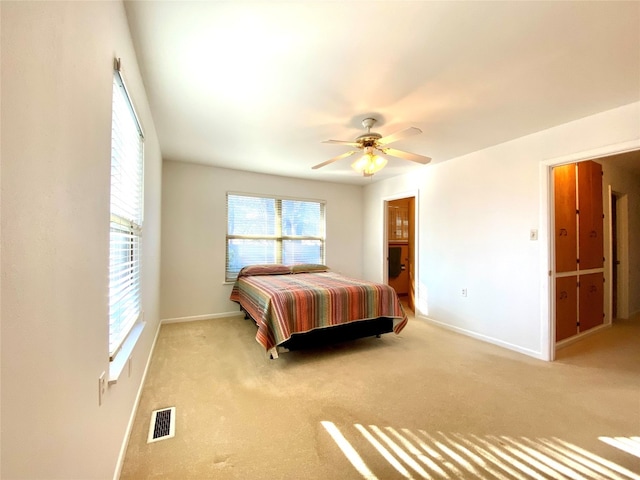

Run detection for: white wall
[[363, 102, 640, 360], [600, 159, 640, 318], [160, 161, 364, 320], [1, 2, 162, 479]]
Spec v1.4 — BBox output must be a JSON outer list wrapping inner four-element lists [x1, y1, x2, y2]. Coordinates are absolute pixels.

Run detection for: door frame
[[542, 139, 639, 360], [383, 190, 419, 312], [609, 188, 630, 320]]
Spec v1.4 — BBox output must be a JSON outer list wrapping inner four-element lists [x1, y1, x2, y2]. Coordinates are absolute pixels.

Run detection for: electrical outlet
[[462, 288, 467, 297], [98, 372, 106, 406]]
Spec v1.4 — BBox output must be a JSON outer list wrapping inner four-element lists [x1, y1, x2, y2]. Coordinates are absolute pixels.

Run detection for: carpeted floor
[[120, 308, 640, 479]]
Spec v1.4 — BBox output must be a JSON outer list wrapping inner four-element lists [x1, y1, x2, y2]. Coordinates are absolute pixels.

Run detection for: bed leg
[[376, 334, 381, 338], [268, 347, 279, 359]]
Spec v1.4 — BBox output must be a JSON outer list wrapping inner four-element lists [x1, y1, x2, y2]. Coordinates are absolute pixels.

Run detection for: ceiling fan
[[313, 117, 431, 176]]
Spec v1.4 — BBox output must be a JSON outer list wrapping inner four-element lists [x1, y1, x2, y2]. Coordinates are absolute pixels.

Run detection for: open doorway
[[609, 189, 630, 321], [611, 191, 619, 320], [549, 148, 638, 357], [386, 196, 416, 313]]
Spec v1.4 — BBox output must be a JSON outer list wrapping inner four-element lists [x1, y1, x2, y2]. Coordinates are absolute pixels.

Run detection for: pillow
[[291, 264, 329, 274], [238, 264, 292, 277]]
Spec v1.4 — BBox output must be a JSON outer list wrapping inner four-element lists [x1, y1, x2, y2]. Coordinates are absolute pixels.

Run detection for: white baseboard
[[113, 320, 162, 480], [416, 313, 546, 360], [161, 311, 244, 324]]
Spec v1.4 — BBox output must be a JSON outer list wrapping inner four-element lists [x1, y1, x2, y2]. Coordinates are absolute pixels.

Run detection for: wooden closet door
[[554, 160, 605, 344], [556, 276, 578, 341], [579, 272, 604, 332], [553, 164, 577, 273], [578, 161, 604, 270]]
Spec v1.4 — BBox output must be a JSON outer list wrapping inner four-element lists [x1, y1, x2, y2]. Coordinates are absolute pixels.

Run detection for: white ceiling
[[124, 1, 640, 185]]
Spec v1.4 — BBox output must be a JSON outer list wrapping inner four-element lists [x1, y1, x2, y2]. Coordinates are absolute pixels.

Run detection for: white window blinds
[[226, 193, 325, 281], [109, 66, 144, 359]]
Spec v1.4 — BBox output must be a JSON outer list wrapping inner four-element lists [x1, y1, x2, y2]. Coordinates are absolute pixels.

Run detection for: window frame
[[109, 59, 145, 362], [225, 192, 326, 282]]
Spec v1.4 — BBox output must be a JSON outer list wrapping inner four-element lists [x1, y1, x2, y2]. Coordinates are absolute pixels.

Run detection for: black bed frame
[[240, 307, 394, 354]]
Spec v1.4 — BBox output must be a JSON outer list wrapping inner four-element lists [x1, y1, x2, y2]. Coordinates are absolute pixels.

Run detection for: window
[[109, 61, 144, 360], [226, 193, 325, 281]]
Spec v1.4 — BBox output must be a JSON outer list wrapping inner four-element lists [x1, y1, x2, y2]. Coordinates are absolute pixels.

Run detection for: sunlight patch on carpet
[[322, 422, 640, 480], [321, 421, 378, 480], [599, 436, 640, 459]]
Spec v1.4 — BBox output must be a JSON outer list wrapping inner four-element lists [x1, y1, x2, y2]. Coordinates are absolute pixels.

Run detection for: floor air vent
[[147, 407, 176, 443]]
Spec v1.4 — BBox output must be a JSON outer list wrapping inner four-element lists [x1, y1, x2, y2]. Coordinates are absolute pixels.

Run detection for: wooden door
[[579, 272, 604, 332], [556, 276, 578, 341], [553, 161, 604, 343], [554, 164, 577, 273], [578, 161, 603, 270]]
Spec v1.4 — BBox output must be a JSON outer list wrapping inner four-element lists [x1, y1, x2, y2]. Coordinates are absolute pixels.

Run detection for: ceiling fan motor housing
[[355, 132, 382, 147], [357, 117, 382, 147]]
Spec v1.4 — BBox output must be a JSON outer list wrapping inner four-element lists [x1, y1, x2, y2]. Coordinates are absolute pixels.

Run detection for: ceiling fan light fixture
[[314, 116, 430, 173], [351, 151, 387, 176]]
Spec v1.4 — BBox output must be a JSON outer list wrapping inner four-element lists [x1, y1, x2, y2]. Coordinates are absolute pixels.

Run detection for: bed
[[229, 264, 408, 358]]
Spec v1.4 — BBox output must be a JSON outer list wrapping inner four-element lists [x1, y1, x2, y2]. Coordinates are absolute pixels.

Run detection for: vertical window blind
[[109, 66, 144, 359], [226, 193, 325, 281]]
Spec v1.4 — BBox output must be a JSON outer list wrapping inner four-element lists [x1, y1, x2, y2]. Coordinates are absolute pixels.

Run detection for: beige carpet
[[120, 309, 640, 479]]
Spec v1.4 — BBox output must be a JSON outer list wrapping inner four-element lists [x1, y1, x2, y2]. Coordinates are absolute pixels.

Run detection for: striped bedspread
[[230, 271, 408, 352]]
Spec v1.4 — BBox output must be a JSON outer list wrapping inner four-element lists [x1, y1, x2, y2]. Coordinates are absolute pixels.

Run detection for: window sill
[[109, 321, 145, 384]]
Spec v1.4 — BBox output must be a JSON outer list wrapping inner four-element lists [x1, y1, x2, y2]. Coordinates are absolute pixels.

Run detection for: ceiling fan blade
[[321, 139, 360, 147], [312, 150, 358, 170], [377, 126, 422, 145], [381, 148, 431, 165]]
